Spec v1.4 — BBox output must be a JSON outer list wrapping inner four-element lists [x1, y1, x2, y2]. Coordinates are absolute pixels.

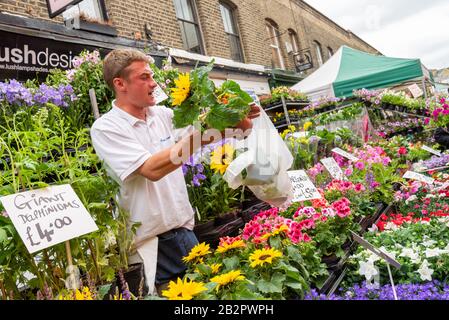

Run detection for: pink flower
[[322, 208, 336, 217], [424, 118, 430, 125], [331, 197, 351, 218], [355, 162, 365, 170], [344, 167, 353, 176], [371, 182, 380, 189], [355, 183, 366, 192], [382, 157, 392, 166], [303, 234, 312, 242]]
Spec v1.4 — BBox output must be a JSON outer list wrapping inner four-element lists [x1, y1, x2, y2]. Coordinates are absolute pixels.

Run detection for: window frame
[[327, 46, 334, 59], [219, 1, 245, 62], [266, 19, 285, 70], [314, 40, 324, 66], [63, 0, 109, 22], [288, 29, 300, 53], [173, 0, 205, 55]]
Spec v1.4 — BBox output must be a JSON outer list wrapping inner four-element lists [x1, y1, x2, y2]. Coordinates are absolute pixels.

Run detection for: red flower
[[398, 147, 408, 155]]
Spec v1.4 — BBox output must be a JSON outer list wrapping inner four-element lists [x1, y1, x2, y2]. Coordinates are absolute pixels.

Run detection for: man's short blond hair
[[103, 48, 152, 91]]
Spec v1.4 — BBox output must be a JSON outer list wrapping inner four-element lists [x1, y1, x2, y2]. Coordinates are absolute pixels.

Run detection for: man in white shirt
[[90, 48, 259, 297]]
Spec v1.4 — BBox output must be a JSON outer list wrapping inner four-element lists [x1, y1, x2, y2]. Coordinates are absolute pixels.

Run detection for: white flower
[[422, 239, 437, 247], [102, 228, 117, 248], [358, 260, 379, 281], [425, 248, 444, 258], [405, 195, 418, 203], [400, 248, 421, 264], [384, 222, 399, 231], [417, 260, 434, 281], [368, 224, 378, 233], [425, 194, 436, 199]]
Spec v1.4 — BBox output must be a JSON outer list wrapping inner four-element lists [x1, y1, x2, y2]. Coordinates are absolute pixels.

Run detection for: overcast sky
[[304, 0, 449, 70]]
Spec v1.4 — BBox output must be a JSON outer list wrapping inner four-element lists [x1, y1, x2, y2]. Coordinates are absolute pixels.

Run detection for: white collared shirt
[[90, 100, 195, 247]]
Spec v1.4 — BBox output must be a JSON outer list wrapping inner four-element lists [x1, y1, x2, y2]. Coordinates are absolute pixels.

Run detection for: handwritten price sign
[[403, 171, 435, 185], [0, 184, 98, 253], [331, 148, 359, 162], [288, 170, 321, 202], [321, 157, 345, 180]]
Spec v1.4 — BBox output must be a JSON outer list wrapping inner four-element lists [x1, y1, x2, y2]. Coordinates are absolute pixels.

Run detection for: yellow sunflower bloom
[[171, 73, 191, 106], [249, 248, 283, 268], [210, 263, 222, 274], [162, 278, 208, 300], [210, 144, 235, 175], [216, 240, 245, 254], [58, 287, 94, 300], [182, 242, 211, 264], [260, 224, 290, 241], [210, 270, 245, 291]]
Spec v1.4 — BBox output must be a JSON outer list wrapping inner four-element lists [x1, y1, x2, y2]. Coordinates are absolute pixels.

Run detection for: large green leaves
[[205, 103, 243, 131]]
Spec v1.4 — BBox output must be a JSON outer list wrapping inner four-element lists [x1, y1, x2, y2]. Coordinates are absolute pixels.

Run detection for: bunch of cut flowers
[[169, 61, 254, 131]]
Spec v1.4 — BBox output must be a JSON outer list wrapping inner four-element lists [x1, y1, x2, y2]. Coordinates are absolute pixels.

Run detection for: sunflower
[[210, 263, 222, 274], [210, 144, 235, 175], [58, 287, 94, 300], [249, 248, 283, 268], [162, 278, 207, 300], [260, 224, 290, 241], [171, 73, 191, 106], [210, 270, 245, 291], [182, 242, 211, 264], [216, 239, 245, 254]]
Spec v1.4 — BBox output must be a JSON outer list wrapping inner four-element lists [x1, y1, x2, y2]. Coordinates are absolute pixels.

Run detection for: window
[[314, 41, 324, 66], [220, 2, 244, 62], [327, 47, 334, 58], [265, 19, 285, 69], [63, 0, 107, 22], [288, 29, 299, 53], [173, 0, 204, 54]]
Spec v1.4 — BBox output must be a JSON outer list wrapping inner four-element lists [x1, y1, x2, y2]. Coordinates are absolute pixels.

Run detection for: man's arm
[[136, 104, 261, 181], [136, 130, 204, 181]]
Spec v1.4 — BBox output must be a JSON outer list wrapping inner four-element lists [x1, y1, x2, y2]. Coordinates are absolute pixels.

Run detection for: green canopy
[[292, 46, 430, 100]]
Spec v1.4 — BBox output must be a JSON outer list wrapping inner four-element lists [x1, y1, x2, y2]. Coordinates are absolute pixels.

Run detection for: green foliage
[[0, 104, 136, 299]]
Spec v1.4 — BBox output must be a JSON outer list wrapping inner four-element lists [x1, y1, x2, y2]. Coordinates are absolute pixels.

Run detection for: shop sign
[[46, 0, 83, 18]]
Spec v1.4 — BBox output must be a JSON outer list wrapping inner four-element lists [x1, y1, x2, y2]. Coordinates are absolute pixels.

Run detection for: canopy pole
[[421, 77, 428, 99]]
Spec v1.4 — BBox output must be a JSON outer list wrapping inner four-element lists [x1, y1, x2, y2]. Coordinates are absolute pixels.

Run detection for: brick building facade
[[0, 0, 379, 89]]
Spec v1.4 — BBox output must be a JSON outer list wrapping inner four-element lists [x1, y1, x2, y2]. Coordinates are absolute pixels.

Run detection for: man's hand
[[247, 103, 261, 119], [234, 103, 261, 132]]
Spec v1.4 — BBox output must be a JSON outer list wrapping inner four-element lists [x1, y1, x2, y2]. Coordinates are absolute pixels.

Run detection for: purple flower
[[305, 281, 449, 300], [182, 164, 189, 176], [192, 173, 206, 187]]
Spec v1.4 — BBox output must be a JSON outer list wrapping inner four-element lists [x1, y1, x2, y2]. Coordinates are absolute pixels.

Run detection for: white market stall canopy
[[291, 46, 430, 101]]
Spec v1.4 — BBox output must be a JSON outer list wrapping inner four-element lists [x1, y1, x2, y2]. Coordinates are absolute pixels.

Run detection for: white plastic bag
[[223, 109, 294, 207]]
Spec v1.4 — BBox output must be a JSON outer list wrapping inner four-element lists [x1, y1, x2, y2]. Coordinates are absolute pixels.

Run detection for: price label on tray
[[331, 148, 360, 162], [421, 145, 442, 157], [403, 171, 435, 185], [0, 184, 98, 254], [321, 157, 345, 180], [287, 170, 322, 202]]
